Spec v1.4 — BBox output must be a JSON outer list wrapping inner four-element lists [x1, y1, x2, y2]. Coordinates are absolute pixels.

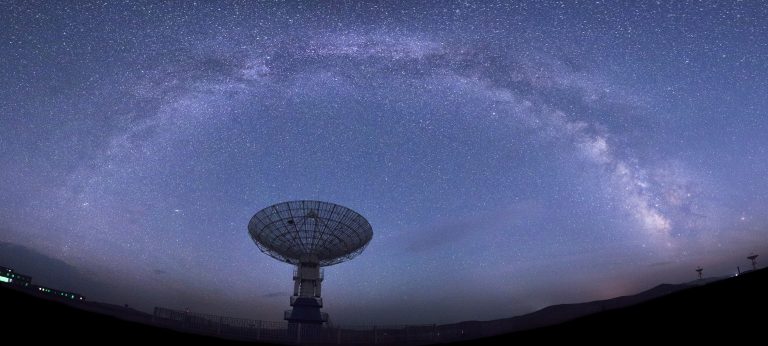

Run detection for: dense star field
[[1, 1, 767, 325]]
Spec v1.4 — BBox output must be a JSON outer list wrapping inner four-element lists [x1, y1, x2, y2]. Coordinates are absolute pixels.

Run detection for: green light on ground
[[0, 276, 10, 283]]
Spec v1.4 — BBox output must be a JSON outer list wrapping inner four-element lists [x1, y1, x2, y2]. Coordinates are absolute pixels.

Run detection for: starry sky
[[1, 1, 767, 325]]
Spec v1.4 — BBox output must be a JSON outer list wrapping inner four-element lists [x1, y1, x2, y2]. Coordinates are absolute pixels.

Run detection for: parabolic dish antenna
[[248, 200, 373, 324]]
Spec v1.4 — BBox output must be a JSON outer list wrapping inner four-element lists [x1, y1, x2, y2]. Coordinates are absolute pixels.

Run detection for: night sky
[[2, 1, 767, 325]]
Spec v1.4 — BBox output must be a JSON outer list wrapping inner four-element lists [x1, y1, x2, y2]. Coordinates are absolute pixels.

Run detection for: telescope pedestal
[[285, 262, 327, 324]]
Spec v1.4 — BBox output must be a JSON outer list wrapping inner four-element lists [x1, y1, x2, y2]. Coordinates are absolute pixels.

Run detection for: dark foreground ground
[[3, 268, 767, 344], [463, 267, 768, 344]]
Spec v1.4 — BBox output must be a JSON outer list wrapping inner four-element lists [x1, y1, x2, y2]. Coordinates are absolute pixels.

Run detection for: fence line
[[152, 307, 505, 345]]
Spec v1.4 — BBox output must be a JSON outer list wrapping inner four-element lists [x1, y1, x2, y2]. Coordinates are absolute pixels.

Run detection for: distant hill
[[440, 279, 708, 337], [461, 270, 766, 344]]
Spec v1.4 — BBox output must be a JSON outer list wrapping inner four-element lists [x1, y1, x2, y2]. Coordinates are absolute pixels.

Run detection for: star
[[1, 0, 766, 326]]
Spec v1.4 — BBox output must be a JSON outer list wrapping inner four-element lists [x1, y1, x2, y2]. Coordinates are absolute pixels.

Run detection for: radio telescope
[[248, 200, 373, 324], [747, 253, 759, 271]]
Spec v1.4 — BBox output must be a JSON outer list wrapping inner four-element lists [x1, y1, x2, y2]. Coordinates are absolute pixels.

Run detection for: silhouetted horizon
[[0, 252, 760, 326], [3, 266, 767, 344]]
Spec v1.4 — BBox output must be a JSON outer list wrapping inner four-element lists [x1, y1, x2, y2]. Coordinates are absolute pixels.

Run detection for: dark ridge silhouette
[[460, 269, 767, 344], [2, 268, 766, 344], [0, 285, 260, 345], [443, 281, 696, 334], [0, 241, 110, 295]]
